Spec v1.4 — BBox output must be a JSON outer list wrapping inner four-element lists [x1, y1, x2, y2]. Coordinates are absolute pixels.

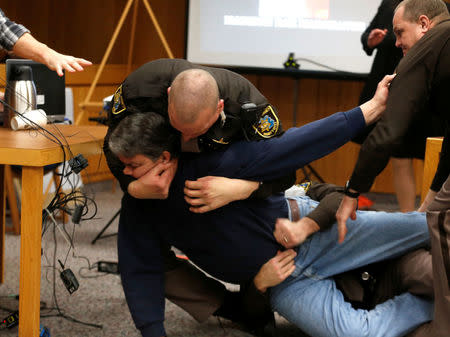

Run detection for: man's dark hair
[[397, 0, 449, 22], [109, 112, 180, 160]]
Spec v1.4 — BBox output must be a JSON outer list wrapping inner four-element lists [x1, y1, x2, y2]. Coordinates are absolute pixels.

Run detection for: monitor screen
[[5, 58, 66, 123], [186, 0, 381, 76]]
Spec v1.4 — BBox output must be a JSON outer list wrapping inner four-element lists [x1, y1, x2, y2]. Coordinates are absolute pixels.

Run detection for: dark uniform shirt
[[349, 19, 450, 193], [104, 58, 285, 191]]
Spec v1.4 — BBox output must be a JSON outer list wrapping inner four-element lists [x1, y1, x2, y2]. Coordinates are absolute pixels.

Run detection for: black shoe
[[245, 313, 276, 337], [214, 290, 276, 336], [213, 290, 243, 322]]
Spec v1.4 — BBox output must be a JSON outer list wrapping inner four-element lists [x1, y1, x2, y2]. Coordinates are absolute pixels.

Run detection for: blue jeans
[[270, 196, 433, 337]]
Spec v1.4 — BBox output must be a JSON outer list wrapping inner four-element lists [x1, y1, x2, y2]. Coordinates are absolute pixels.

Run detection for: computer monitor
[[5, 59, 66, 123]]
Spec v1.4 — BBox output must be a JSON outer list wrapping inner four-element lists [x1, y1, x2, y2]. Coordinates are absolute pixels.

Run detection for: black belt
[[288, 199, 301, 221]]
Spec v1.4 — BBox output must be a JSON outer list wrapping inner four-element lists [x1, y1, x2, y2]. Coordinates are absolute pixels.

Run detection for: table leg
[[0, 165, 5, 284], [19, 166, 43, 337]]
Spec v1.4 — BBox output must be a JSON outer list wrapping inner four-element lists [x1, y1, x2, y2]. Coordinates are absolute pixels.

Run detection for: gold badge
[[112, 85, 126, 115], [253, 105, 279, 138]]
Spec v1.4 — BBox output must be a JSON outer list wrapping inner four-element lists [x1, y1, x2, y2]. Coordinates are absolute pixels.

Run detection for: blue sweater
[[124, 108, 365, 336]]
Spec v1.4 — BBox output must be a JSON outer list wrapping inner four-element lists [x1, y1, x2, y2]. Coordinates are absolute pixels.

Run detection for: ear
[[160, 151, 172, 163], [167, 86, 171, 95], [216, 99, 224, 114], [418, 14, 431, 32]]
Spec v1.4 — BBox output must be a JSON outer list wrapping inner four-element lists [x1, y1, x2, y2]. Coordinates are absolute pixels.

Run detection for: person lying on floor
[[109, 111, 434, 337]]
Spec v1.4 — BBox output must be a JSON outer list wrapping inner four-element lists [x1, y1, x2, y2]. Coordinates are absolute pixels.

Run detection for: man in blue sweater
[[109, 100, 432, 337]]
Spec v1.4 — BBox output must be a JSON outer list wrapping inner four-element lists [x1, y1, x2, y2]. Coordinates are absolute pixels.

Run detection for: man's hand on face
[[273, 217, 320, 249], [184, 176, 259, 213], [367, 28, 388, 49], [335, 195, 358, 243], [128, 159, 177, 199]]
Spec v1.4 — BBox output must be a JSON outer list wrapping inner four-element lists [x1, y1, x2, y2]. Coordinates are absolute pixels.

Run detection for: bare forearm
[[12, 32, 91, 76], [298, 217, 320, 237], [234, 179, 260, 200], [127, 180, 147, 199], [359, 98, 384, 125], [359, 74, 395, 125], [127, 180, 168, 199], [12, 33, 49, 63], [274, 217, 319, 249]]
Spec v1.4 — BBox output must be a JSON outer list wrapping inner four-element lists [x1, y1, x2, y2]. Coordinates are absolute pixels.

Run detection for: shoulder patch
[[298, 181, 311, 192], [253, 105, 279, 138], [284, 181, 311, 198], [112, 85, 126, 115]]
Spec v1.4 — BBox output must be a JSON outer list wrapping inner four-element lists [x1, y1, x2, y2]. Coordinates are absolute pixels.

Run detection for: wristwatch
[[344, 181, 360, 198]]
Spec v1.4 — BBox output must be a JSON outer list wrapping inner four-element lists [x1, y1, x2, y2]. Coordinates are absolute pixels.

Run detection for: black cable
[[49, 211, 102, 329], [1, 76, 102, 329], [62, 222, 76, 267], [293, 56, 363, 75]]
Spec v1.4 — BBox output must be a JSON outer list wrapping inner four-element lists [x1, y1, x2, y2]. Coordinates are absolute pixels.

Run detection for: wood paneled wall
[[0, 0, 423, 193], [0, 0, 187, 64]]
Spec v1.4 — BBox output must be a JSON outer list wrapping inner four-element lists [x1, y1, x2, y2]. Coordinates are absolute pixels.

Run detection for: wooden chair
[[4, 164, 65, 235], [421, 137, 443, 202], [5, 165, 20, 234]]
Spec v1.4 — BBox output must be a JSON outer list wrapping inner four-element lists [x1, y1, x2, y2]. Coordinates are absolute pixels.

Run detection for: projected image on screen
[[226, 0, 331, 27], [187, 0, 381, 74], [258, 0, 329, 19]]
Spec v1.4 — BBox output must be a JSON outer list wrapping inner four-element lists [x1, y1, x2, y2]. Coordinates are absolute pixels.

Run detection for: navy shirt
[[129, 107, 365, 336]]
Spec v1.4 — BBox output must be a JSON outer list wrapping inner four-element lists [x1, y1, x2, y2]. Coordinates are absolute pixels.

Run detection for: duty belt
[[287, 199, 301, 221]]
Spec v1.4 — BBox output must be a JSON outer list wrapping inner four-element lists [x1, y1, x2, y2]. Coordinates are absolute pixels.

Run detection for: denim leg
[[271, 196, 433, 337], [271, 277, 433, 337], [291, 196, 430, 279]]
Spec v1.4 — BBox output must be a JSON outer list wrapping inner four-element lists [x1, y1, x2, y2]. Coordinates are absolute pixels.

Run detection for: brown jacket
[[349, 19, 450, 193]]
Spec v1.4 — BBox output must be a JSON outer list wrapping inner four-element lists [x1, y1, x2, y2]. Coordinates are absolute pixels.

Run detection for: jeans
[[270, 196, 433, 337]]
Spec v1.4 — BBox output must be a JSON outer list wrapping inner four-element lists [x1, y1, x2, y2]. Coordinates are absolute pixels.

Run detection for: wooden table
[[0, 124, 107, 337], [421, 137, 443, 202]]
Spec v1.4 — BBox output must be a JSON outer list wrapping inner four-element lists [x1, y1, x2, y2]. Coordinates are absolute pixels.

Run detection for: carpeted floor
[[0, 180, 412, 336]]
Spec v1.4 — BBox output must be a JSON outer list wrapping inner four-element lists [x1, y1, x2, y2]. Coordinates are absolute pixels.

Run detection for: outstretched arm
[[183, 74, 392, 214], [12, 33, 92, 76]]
